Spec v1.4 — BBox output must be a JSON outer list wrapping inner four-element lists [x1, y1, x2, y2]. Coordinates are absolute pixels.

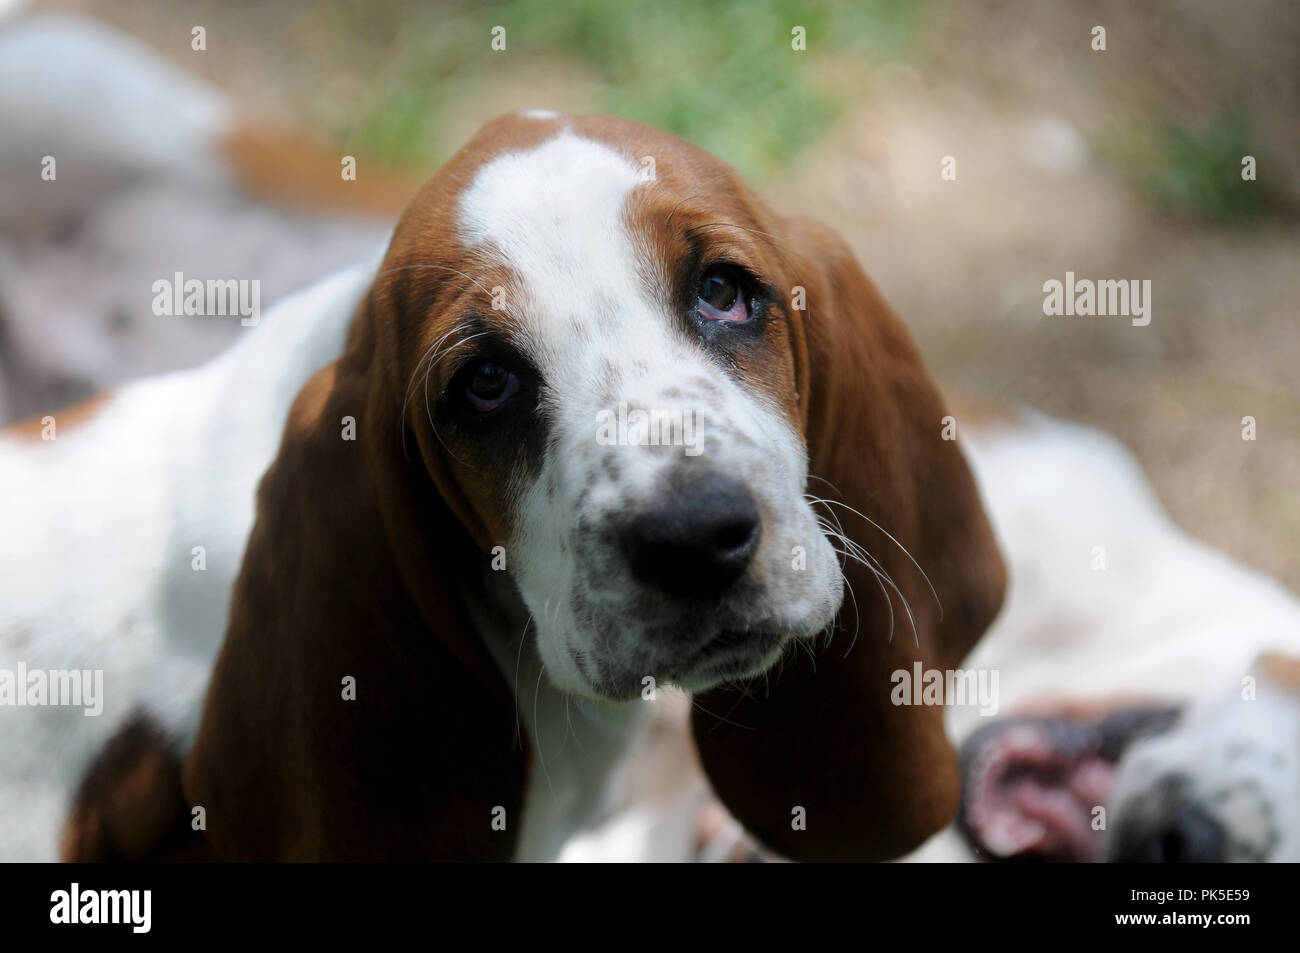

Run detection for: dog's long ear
[[691, 218, 1006, 861], [183, 299, 525, 861]]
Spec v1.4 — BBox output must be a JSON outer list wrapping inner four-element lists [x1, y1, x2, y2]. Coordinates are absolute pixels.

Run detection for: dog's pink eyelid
[[697, 295, 749, 322]]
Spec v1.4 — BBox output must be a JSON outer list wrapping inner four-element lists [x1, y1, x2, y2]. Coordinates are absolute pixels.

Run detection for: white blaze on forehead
[[458, 132, 646, 298], [456, 132, 673, 375]]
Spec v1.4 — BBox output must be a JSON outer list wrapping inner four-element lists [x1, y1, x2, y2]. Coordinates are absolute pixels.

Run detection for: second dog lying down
[[937, 413, 1300, 863]]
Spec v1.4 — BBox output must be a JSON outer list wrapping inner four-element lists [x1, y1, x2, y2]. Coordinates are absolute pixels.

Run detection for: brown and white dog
[[1, 111, 1006, 861]]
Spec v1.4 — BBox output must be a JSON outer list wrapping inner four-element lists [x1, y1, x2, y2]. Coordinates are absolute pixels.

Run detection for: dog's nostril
[[1110, 802, 1227, 863], [715, 519, 757, 554], [1157, 806, 1226, 863], [622, 472, 760, 599], [1160, 829, 1186, 863]]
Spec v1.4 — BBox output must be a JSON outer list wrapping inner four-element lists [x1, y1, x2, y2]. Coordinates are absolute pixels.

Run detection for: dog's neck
[[461, 560, 650, 861]]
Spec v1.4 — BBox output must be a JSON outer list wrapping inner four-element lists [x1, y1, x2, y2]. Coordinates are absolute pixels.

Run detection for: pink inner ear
[[963, 725, 1116, 862]]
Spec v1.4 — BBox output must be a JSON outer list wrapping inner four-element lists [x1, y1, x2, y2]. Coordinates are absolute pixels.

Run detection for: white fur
[[906, 411, 1300, 861], [954, 414, 1300, 736], [0, 257, 380, 860], [1109, 683, 1300, 861], [464, 568, 650, 862]]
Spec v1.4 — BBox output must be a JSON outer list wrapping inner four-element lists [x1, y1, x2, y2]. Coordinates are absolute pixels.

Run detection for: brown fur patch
[[1258, 652, 1300, 693], [691, 214, 1007, 862], [286, 363, 337, 437], [6, 391, 112, 442], [220, 121, 422, 217], [61, 713, 210, 862]]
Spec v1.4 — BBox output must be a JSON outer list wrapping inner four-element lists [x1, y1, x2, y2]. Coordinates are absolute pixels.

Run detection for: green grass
[[1098, 107, 1288, 225], [320, 0, 927, 181]]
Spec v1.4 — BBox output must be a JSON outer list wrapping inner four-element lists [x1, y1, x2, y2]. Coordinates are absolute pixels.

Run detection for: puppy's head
[[382, 113, 842, 700], [956, 654, 1300, 863], [1106, 653, 1300, 862]]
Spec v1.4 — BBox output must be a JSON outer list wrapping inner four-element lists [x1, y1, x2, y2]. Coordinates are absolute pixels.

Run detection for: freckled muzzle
[[529, 389, 845, 699]]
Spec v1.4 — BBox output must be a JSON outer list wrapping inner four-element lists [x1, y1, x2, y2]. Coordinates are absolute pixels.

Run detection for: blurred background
[[2, 0, 1297, 589]]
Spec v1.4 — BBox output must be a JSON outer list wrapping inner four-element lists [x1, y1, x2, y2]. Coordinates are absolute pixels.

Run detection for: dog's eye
[[696, 266, 749, 322], [463, 360, 520, 413]]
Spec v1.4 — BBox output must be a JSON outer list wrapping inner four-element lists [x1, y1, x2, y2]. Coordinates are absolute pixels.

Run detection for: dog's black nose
[[622, 471, 760, 598], [1110, 804, 1227, 863]]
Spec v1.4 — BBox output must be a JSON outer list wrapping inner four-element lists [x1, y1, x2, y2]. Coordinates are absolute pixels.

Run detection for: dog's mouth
[[958, 705, 1181, 862], [565, 621, 796, 701], [669, 627, 792, 689]]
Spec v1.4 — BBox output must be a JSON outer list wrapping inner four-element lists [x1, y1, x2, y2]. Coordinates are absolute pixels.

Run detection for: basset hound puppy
[[1, 111, 1006, 862], [181, 112, 1006, 862]]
